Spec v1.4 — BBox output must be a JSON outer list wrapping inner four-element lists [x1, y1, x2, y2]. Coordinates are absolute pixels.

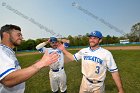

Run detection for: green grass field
[[17, 50, 140, 93]]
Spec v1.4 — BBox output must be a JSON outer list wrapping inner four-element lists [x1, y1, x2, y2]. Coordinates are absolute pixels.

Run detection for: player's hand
[[61, 39, 67, 43], [57, 42, 65, 51], [61, 39, 70, 43], [40, 51, 59, 67], [47, 39, 50, 42], [45, 39, 50, 44]]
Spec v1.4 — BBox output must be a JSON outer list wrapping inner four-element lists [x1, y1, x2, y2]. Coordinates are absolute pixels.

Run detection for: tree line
[[15, 34, 125, 51], [16, 22, 140, 51]]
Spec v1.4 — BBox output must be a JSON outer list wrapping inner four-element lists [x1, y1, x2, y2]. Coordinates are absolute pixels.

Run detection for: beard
[[89, 42, 99, 47], [9, 36, 21, 47], [52, 45, 57, 49]]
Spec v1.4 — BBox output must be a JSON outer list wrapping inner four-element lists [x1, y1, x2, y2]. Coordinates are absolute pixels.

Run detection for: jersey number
[[95, 66, 100, 74]]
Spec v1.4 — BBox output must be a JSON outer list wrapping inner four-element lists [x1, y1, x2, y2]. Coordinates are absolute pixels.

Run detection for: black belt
[[52, 67, 64, 72], [86, 78, 102, 84]]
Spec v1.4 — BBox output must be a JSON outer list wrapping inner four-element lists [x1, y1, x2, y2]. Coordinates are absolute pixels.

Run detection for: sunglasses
[[50, 42, 57, 44]]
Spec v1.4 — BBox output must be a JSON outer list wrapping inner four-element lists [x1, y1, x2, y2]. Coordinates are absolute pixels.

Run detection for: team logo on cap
[[92, 32, 97, 36]]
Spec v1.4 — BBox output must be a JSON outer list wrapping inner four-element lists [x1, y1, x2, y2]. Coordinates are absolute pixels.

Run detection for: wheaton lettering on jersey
[[84, 56, 103, 64]]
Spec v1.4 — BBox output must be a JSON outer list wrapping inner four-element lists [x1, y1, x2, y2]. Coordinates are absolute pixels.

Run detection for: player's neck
[[90, 45, 100, 50], [1, 40, 15, 49]]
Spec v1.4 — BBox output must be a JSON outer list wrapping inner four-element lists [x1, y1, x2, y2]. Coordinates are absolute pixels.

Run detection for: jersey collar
[[0, 44, 15, 54], [89, 46, 101, 52]]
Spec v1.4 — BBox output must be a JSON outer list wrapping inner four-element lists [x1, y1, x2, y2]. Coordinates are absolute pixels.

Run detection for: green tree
[[26, 39, 36, 50], [130, 22, 140, 42], [16, 40, 29, 51], [73, 36, 79, 46], [68, 35, 74, 46], [81, 36, 88, 46]]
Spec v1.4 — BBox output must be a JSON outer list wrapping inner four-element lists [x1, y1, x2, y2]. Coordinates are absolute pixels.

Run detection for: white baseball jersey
[[36, 45, 67, 92], [0, 44, 25, 93], [38, 47, 64, 70], [74, 47, 118, 83]]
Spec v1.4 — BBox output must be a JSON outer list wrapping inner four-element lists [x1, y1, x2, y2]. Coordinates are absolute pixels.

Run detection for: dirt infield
[[16, 46, 140, 56], [68, 46, 140, 50], [103, 46, 140, 50], [16, 52, 40, 56]]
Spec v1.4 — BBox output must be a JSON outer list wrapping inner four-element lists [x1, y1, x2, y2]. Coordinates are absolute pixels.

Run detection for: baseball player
[[58, 31, 124, 93], [0, 24, 58, 93], [36, 37, 67, 93]]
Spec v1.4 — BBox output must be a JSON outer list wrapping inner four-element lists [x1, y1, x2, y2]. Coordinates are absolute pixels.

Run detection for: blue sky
[[0, 0, 140, 40]]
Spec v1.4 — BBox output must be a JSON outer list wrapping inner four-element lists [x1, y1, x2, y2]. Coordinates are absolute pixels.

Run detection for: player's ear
[[3, 32, 10, 38]]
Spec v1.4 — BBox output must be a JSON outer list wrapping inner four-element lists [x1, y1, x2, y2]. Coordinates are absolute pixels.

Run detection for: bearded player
[[36, 37, 67, 93], [58, 31, 124, 93]]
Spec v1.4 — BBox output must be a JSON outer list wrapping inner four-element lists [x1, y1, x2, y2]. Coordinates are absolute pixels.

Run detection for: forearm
[[1, 61, 44, 87], [36, 42, 48, 50], [111, 71, 124, 93], [63, 49, 74, 62], [1, 50, 58, 87]]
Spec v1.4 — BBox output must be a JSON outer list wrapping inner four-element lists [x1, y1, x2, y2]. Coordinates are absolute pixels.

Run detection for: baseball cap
[[88, 31, 103, 39], [50, 37, 57, 43]]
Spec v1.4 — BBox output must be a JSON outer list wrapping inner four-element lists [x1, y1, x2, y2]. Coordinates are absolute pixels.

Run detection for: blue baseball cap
[[88, 31, 103, 39], [50, 37, 58, 42]]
